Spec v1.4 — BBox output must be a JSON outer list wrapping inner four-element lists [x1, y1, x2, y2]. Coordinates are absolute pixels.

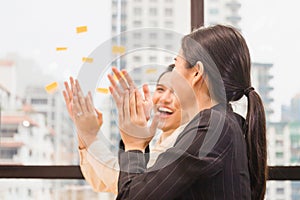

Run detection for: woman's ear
[[192, 61, 204, 86]]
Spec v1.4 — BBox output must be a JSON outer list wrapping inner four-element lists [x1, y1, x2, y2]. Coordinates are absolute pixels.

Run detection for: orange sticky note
[[45, 82, 58, 94], [76, 26, 88, 33], [146, 68, 157, 74], [96, 88, 109, 94], [112, 45, 126, 54], [56, 47, 68, 51], [82, 57, 93, 63]]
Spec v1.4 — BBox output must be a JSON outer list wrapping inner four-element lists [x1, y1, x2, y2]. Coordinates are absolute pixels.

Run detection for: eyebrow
[[156, 84, 174, 93]]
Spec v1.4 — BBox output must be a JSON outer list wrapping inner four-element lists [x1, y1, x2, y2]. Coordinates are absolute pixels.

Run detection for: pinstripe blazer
[[117, 104, 251, 200]]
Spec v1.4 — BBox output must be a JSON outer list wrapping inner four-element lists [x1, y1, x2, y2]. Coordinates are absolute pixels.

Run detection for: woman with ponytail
[[178, 25, 268, 199]]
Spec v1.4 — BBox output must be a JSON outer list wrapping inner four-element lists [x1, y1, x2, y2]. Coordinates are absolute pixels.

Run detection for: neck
[[198, 96, 218, 111], [195, 88, 219, 113], [182, 94, 218, 122], [160, 128, 177, 142]]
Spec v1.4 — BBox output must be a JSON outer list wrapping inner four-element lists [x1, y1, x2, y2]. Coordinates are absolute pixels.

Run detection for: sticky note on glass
[[56, 47, 68, 51], [113, 72, 124, 80], [112, 45, 126, 54], [82, 57, 93, 63], [45, 82, 58, 94], [96, 88, 109, 94], [146, 68, 157, 74], [76, 26, 88, 33]]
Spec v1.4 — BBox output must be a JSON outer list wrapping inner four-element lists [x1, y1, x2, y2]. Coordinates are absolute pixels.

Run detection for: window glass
[[0, 0, 190, 198], [0, 179, 116, 200], [0, 0, 190, 163]]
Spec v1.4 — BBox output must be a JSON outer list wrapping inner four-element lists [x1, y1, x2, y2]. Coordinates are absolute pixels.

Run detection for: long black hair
[[181, 25, 267, 200]]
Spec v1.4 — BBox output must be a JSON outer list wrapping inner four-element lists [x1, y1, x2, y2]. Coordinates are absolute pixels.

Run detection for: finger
[[88, 91, 94, 105], [70, 77, 76, 97], [149, 113, 161, 136], [86, 91, 94, 113], [123, 89, 130, 121], [112, 67, 128, 90], [129, 88, 137, 119], [135, 89, 145, 118], [75, 78, 84, 95], [72, 81, 80, 116], [142, 84, 151, 101], [109, 86, 124, 122], [64, 79, 73, 100], [72, 95, 81, 120], [109, 86, 121, 107], [62, 90, 70, 105], [75, 80, 88, 113], [108, 74, 123, 96], [70, 76, 75, 85], [122, 70, 136, 89], [142, 84, 152, 121]]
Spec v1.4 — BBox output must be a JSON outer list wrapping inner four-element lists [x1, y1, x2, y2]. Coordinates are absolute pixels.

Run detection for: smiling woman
[[62, 65, 189, 194], [153, 65, 185, 140]]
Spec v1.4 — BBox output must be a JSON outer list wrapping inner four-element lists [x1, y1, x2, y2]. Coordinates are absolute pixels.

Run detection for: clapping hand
[[63, 77, 103, 148], [108, 67, 161, 152]]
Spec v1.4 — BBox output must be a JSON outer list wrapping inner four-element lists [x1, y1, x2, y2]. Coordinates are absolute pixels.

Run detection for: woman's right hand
[[108, 67, 160, 152], [63, 77, 103, 148]]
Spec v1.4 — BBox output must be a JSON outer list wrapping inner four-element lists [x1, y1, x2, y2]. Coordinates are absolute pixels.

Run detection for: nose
[[159, 89, 173, 104]]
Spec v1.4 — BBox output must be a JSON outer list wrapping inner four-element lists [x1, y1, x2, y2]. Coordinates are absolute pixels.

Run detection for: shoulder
[[174, 105, 234, 154], [175, 104, 247, 149]]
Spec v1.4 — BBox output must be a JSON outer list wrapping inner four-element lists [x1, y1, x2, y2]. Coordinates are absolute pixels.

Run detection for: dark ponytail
[[181, 25, 267, 200], [245, 90, 267, 200]]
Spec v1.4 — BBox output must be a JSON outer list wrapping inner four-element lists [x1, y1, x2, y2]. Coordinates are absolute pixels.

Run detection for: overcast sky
[[0, 0, 299, 121], [0, 0, 111, 79], [240, 0, 300, 120]]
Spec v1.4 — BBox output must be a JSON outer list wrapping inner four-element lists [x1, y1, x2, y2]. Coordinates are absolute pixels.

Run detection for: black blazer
[[117, 103, 251, 200]]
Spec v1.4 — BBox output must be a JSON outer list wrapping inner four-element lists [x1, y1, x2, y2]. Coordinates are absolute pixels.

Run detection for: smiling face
[[152, 72, 182, 133]]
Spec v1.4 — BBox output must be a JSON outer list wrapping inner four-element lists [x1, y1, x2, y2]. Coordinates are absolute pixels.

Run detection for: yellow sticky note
[[45, 82, 58, 94], [96, 88, 109, 94], [56, 47, 68, 51], [82, 57, 94, 63], [76, 26, 88, 33], [112, 45, 126, 54], [113, 72, 124, 80], [113, 74, 118, 80], [146, 68, 157, 74]]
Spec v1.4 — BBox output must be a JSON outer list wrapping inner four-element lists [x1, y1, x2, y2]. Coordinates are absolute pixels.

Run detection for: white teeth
[[158, 107, 173, 114]]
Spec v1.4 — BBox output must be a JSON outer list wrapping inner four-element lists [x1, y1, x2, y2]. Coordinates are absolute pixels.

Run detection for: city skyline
[[1, 0, 299, 122]]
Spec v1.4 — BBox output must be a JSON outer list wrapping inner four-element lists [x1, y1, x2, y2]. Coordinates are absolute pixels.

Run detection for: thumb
[[142, 84, 152, 120], [142, 84, 151, 101], [149, 113, 163, 136], [95, 108, 103, 126]]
